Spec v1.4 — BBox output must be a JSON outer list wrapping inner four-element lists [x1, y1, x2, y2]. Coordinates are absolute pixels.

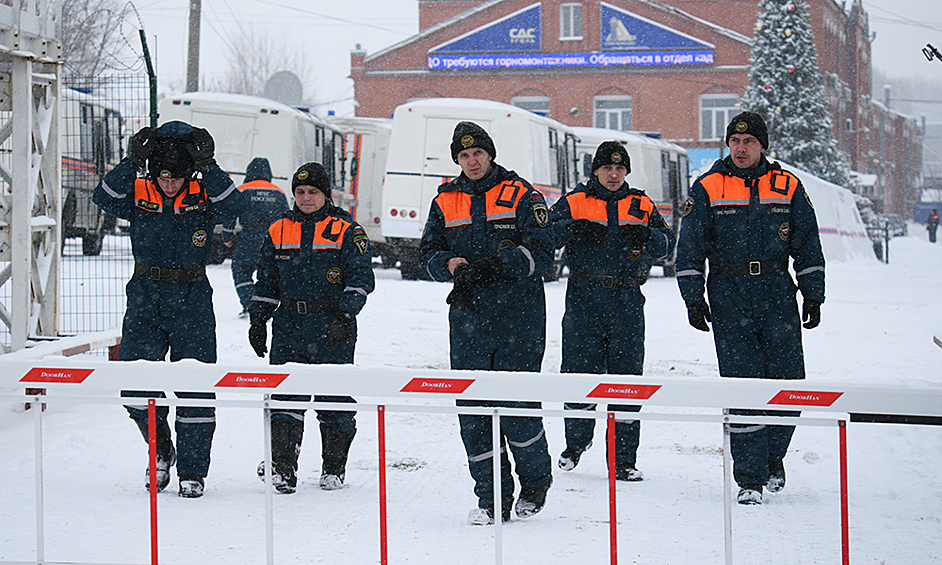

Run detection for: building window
[[560, 4, 583, 40], [511, 96, 551, 117], [699, 95, 740, 141], [593, 96, 632, 131]]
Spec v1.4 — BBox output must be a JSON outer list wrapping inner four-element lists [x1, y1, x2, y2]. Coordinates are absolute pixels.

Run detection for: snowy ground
[[1, 227, 941, 564]]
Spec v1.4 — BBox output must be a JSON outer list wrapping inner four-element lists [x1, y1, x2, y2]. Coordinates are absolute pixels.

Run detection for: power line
[[235, 0, 413, 35]]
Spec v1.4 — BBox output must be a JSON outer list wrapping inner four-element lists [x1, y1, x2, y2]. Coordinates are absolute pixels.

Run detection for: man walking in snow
[[419, 121, 554, 525], [221, 157, 289, 317], [551, 141, 674, 481], [94, 121, 244, 498], [927, 208, 939, 243], [675, 111, 825, 505], [248, 162, 374, 494]]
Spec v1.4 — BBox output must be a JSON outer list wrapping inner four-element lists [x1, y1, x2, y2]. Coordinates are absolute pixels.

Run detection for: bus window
[[548, 128, 559, 188]]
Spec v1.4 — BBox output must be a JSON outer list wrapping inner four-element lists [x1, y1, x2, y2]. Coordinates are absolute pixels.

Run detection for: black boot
[[257, 418, 303, 493], [135, 419, 175, 492], [319, 424, 354, 490]]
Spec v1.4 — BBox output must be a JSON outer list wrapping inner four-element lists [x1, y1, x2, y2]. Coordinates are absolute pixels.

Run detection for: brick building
[[350, 0, 922, 215]]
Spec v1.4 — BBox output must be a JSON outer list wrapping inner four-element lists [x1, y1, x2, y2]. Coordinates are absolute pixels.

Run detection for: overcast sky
[[126, 0, 942, 118]]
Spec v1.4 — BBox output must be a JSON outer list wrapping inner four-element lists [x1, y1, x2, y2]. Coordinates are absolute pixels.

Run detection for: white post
[[10, 56, 32, 350], [263, 396, 274, 565], [723, 411, 733, 565], [492, 410, 503, 565], [32, 389, 45, 562]]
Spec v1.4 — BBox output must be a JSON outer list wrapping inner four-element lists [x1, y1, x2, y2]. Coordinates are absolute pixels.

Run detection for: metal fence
[[0, 74, 145, 350], [57, 74, 147, 339]]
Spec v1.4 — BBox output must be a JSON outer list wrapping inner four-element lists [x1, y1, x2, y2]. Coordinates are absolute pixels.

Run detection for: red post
[[608, 412, 617, 565], [148, 399, 158, 565], [839, 420, 850, 565], [378, 405, 388, 565]]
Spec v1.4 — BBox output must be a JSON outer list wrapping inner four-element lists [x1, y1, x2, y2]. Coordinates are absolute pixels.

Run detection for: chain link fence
[[0, 73, 148, 350], [58, 74, 149, 341]]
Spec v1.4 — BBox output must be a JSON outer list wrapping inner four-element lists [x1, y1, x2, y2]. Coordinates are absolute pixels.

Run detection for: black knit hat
[[450, 121, 496, 163], [244, 157, 272, 183], [292, 162, 331, 198], [591, 141, 631, 174], [149, 138, 194, 180], [726, 111, 769, 150]]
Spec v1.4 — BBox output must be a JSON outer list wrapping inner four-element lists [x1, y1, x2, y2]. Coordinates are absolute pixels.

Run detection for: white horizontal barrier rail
[[3, 356, 942, 565], [2, 357, 942, 418]]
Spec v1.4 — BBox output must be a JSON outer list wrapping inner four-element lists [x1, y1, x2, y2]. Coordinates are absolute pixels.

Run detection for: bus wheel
[[82, 230, 104, 256], [398, 248, 427, 280]]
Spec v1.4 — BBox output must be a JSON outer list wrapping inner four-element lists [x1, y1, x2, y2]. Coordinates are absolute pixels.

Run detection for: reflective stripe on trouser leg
[[459, 413, 514, 507], [729, 409, 798, 485], [175, 392, 216, 477], [563, 402, 597, 453], [501, 410, 552, 490], [609, 404, 642, 467]]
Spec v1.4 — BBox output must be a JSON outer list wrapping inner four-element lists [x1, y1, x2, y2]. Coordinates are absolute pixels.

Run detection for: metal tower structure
[[0, 0, 62, 352]]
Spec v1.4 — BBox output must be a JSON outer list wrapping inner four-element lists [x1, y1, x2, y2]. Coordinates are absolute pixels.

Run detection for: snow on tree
[[742, 0, 852, 187]]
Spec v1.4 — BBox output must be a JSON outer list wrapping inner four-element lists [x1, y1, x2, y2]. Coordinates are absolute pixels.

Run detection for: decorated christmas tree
[[742, 0, 851, 187]]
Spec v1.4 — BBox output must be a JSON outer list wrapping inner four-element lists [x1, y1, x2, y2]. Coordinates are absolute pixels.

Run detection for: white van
[[381, 98, 578, 279], [327, 116, 393, 261], [158, 92, 347, 200], [572, 126, 689, 275]]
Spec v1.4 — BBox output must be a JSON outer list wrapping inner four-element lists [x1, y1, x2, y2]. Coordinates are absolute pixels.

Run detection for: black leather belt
[[279, 299, 339, 315], [134, 263, 206, 283], [710, 260, 788, 276], [568, 270, 645, 288]]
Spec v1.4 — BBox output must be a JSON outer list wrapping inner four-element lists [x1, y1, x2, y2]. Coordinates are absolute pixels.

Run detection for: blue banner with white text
[[427, 50, 714, 70], [430, 4, 541, 53]]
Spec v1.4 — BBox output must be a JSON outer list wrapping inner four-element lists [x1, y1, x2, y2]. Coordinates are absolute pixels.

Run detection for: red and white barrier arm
[[2, 358, 941, 421]]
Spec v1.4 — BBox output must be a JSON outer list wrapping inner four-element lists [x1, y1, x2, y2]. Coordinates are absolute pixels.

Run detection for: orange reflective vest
[[700, 169, 799, 207], [134, 179, 206, 215], [436, 180, 528, 227], [268, 216, 351, 251], [566, 191, 653, 226], [238, 179, 284, 193]]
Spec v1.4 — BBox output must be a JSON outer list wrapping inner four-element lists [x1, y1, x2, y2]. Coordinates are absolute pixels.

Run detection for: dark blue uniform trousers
[[728, 409, 799, 486], [709, 276, 805, 486], [561, 286, 645, 467], [231, 227, 267, 311], [267, 311, 358, 445], [450, 305, 552, 509], [120, 277, 217, 478]]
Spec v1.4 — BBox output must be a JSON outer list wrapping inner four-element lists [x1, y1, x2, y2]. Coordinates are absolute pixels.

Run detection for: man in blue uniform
[[222, 157, 289, 316], [248, 162, 374, 493], [551, 141, 674, 481], [675, 112, 825, 505], [419, 121, 554, 525], [94, 121, 244, 498]]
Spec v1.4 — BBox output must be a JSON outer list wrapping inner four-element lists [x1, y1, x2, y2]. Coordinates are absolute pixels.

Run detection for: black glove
[[569, 219, 606, 245], [325, 311, 356, 349], [187, 126, 216, 170], [687, 300, 712, 332], [127, 127, 156, 168], [622, 224, 651, 248], [446, 263, 476, 311], [248, 320, 268, 357], [463, 254, 503, 288], [802, 299, 821, 329]]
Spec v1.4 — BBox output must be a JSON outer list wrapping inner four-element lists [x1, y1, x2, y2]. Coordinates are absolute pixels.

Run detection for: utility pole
[[186, 0, 201, 92]]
